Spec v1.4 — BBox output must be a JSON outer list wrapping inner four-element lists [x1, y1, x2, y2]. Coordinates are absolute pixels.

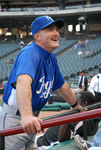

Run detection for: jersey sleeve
[[16, 49, 39, 80]]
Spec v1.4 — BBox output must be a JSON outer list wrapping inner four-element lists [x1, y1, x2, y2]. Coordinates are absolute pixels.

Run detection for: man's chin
[[53, 44, 59, 49]]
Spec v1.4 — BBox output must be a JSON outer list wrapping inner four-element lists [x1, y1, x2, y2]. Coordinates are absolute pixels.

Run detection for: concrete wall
[[89, 23, 101, 31]]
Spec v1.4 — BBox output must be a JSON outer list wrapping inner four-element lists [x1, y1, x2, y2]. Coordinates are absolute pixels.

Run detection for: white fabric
[[38, 141, 60, 150], [8, 88, 18, 109], [71, 121, 83, 138], [74, 121, 83, 132], [78, 76, 85, 86], [88, 147, 101, 150], [88, 73, 101, 95], [0, 106, 2, 113]]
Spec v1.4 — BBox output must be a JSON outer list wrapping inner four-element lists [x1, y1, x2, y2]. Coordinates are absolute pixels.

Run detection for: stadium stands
[[0, 41, 20, 58], [56, 34, 101, 86], [0, 34, 101, 84], [53, 39, 78, 55]]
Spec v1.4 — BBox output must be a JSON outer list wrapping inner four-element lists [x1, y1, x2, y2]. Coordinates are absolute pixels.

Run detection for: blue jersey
[[3, 42, 65, 112]]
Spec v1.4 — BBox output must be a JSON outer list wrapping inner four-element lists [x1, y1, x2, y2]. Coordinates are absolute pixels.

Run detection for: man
[[19, 40, 25, 50], [84, 70, 88, 90], [89, 65, 101, 103], [0, 16, 83, 150], [78, 70, 88, 91], [37, 91, 99, 150]]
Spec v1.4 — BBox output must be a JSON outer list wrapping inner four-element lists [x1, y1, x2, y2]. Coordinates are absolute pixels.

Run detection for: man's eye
[[49, 28, 53, 31]]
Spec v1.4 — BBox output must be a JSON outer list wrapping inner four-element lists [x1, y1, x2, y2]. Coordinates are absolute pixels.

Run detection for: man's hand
[[71, 103, 83, 112], [21, 115, 42, 134], [58, 81, 84, 112]]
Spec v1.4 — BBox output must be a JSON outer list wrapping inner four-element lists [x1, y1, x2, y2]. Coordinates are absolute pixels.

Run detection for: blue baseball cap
[[31, 15, 64, 37]]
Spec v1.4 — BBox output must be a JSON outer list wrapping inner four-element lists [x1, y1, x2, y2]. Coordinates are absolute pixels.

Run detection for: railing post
[[0, 134, 5, 150]]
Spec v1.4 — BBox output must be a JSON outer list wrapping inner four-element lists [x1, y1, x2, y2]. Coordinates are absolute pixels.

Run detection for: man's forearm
[[57, 81, 83, 112], [16, 75, 33, 117], [16, 75, 42, 134], [58, 124, 71, 142], [57, 81, 77, 106]]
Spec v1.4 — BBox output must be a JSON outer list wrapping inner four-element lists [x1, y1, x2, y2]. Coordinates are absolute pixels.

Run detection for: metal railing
[[0, 104, 101, 150]]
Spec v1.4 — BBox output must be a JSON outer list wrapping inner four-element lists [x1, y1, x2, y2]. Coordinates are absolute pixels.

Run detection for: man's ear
[[83, 101, 88, 106], [34, 32, 40, 41], [34, 33, 38, 40]]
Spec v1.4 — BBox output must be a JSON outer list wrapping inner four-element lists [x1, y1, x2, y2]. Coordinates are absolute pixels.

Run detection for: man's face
[[35, 24, 60, 52], [76, 94, 87, 107], [80, 72, 85, 76]]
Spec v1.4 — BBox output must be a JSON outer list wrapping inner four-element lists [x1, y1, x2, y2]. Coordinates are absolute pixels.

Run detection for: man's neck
[[35, 42, 53, 53]]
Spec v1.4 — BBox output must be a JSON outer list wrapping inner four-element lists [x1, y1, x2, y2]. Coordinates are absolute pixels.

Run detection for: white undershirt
[[8, 88, 18, 109]]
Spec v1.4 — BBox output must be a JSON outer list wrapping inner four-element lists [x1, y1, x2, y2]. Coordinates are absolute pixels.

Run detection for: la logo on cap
[[45, 16, 53, 21]]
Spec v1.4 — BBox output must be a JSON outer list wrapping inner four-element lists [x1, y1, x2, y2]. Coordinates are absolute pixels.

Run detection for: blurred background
[[0, 0, 101, 94]]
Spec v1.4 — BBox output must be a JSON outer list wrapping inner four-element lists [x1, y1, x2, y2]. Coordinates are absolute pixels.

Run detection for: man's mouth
[[52, 38, 59, 41]]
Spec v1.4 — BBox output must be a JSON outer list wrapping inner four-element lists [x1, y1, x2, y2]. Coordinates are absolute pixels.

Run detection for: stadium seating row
[[0, 34, 101, 85]]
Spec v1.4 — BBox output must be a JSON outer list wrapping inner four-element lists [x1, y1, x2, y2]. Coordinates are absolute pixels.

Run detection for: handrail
[[0, 108, 101, 137], [42, 102, 101, 120]]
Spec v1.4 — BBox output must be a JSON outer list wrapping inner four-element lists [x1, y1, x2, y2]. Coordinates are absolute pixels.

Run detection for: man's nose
[[54, 29, 59, 35]]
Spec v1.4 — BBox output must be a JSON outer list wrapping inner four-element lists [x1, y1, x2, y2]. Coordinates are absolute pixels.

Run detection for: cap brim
[[54, 19, 65, 29], [40, 19, 64, 31]]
